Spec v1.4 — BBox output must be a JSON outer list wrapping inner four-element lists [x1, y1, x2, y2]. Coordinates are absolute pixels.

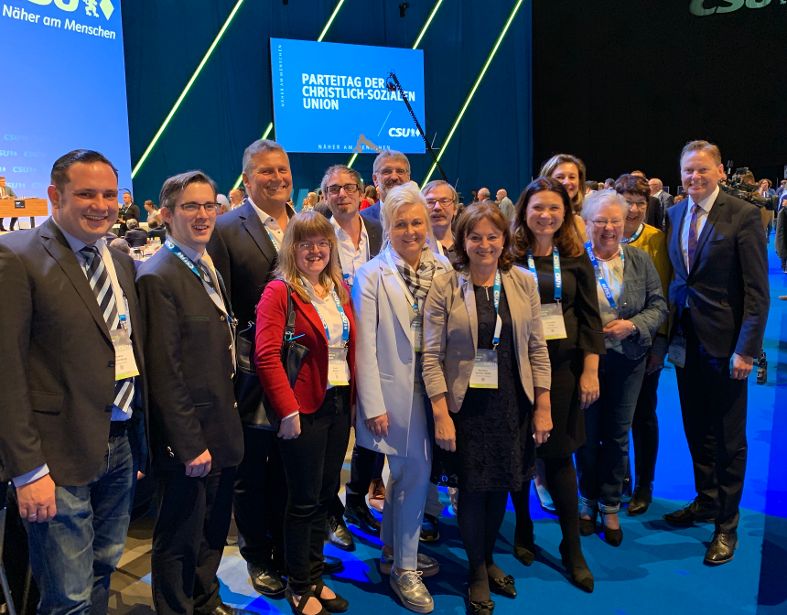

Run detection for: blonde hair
[[381, 181, 437, 250], [274, 211, 348, 304], [539, 153, 587, 212]]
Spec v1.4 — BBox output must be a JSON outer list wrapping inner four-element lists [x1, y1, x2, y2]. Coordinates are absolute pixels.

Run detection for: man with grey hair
[[648, 177, 673, 225], [495, 188, 515, 221], [207, 138, 294, 596], [124, 217, 148, 247], [664, 140, 769, 565], [139, 170, 242, 615], [360, 150, 411, 224], [476, 186, 492, 203]]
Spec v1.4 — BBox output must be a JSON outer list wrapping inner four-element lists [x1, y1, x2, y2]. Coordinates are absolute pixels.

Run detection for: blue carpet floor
[[222, 250, 787, 615]]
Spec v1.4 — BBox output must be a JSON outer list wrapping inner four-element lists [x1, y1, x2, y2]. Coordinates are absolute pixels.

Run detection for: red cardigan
[[255, 279, 356, 418]]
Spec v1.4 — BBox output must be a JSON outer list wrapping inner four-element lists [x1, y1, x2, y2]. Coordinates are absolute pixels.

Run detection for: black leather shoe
[[559, 540, 594, 593], [285, 587, 327, 615], [579, 515, 596, 536], [627, 486, 652, 516], [488, 574, 516, 598], [419, 513, 440, 542], [704, 531, 737, 565], [600, 512, 623, 547], [513, 543, 536, 566], [322, 554, 344, 575], [344, 500, 381, 535], [209, 603, 239, 615], [466, 591, 495, 615], [248, 562, 285, 597], [664, 500, 716, 527], [327, 515, 355, 551], [314, 580, 349, 613]]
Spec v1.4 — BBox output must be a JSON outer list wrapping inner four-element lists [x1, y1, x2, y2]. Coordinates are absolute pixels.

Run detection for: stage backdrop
[[532, 0, 786, 190], [123, 0, 533, 206]]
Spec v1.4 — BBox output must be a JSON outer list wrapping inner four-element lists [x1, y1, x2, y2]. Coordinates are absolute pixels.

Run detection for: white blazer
[[352, 249, 451, 458]]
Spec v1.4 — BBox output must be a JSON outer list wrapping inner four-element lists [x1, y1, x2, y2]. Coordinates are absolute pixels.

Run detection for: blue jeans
[[576, 351, 646, 514], [24, 432, 134, 615]]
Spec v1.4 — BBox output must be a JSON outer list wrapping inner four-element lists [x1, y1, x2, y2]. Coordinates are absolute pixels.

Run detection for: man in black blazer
[[664, 140, 769, 565], [207, 139, 294, 596], [138, 171, 243, 615], [360, 150, 411, 224], [118, 190, 141, 235], [318, 164, 384, 547], [124, 217, 149, 247], [0, 150, 146, 613]]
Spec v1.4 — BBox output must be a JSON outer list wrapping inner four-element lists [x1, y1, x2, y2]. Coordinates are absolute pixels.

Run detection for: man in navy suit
[[360, 150, 411, 224], [663, 140, 769, 565]]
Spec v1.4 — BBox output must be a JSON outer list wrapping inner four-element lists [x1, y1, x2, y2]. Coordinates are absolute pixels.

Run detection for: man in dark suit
[[118, 190, 141, 236], [318, 164, 384, 547], [124, 217, 149, 247], [360, 150, 411, 224], [648, 177, 673, 230], [0, 149, 146, 613], [138, 171, 243, 615], [664, 140, 769, 565], [207, 139, 294, 596]]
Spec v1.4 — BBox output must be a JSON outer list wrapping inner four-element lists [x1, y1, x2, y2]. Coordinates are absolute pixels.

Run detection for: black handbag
[[234, 284, 309, 430]]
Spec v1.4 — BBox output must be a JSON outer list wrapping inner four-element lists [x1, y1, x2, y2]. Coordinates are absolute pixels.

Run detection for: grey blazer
[[422, 267, 551, 413], [609, 245, 668, 361]]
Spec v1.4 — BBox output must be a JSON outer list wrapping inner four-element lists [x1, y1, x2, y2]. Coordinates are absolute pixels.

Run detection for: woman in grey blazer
[[575, 190, 668, 546], [352, 182, 451, 614], [422, 203, 552, 615]]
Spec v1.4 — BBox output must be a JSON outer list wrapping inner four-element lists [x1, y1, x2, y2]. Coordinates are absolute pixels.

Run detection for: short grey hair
[[581, 189, 629, 223], [242, 139, 287, 176], [381, 181, 432, 243], [373, 150, 410, 176], [159, 170, 217, 211], [126, 218, 139, 230], [422, 180, 458, 204], [320, 164, 363, 196]]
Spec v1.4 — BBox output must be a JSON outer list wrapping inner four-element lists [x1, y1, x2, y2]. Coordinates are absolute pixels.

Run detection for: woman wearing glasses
[[422, 203, 552, 614], [256, 211, 356, 615], [508, 178, 603, 592], [574, 191, 667, 546], [353, 182, 451, 614]]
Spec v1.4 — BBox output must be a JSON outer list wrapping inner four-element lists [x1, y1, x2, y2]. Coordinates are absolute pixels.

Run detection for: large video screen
[[270, 38, 426, 154], [0, 0, 132, 213]]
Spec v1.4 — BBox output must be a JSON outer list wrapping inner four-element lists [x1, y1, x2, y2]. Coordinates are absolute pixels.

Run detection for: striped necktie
[[80, 246, 134, 414]]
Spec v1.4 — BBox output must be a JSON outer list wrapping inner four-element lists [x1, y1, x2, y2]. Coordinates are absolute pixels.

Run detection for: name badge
[[411, 318, 423, 353], [328, 347, 350, 386], [668, 334, 686, 369], [469, 349, 498, 389], [540, 303, 568, 340], [111, 327, 140, 380]]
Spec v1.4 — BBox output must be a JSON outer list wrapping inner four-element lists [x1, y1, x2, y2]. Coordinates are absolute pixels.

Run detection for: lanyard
[[526, 246, 562, 302], [385, 249, 420, 314], [317, 287, 350, 345], [490, 269, 503, 347], [264, 225, 281, 252], [621, 223, 644, 245], [585, 241, 624, 312], [165, 239, 207, 283]]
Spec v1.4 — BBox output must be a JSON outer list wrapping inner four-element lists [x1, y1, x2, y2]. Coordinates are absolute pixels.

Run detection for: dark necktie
[[687, 203, 701, 270], [80, 246, 134, 414]]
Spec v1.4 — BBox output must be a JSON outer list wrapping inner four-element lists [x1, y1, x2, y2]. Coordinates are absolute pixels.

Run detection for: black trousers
[[233, 426, 287, 570], [676, 313, 748, 533], [152, 465, 236, 615], [278, 387, 351, 593], [343, 442, 385, 508], [631, 364, 663, 489]]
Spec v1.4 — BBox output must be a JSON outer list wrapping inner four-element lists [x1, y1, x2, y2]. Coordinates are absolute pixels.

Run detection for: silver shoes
[[390, 568, 434, 613], [380, 549, 440, 577]]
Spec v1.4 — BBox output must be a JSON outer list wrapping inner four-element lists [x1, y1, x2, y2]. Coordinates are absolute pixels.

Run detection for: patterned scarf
[[389, 245, 438, 311]]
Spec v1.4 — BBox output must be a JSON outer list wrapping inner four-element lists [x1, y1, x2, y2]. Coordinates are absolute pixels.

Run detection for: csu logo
[[689, 0, 776, 16], [27, 0, 115, 19], [388, 128, 419, 138]]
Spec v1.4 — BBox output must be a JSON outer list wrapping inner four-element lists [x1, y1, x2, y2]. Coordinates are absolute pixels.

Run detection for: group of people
[[0, 137, 769, 615]]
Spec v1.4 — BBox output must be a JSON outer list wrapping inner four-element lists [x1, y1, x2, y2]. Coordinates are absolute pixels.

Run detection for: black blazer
[[365, 217, 384, 257], [207, 201, 279, 328], [667, 190, 769, 358], [136, 247, 243, 470], [124, 228, 148, 247], [0, 219, 147, 485], [645, 196, 665, 231]]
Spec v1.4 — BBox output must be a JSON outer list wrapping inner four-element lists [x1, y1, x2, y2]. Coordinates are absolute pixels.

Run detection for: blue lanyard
[[526, 247, 562, 302], [491, 270, 502, 347], [165, 239, 206, 283], [585, 241, 624, 312], [312, 285, 350, 345], [621, 223, 644, 245], [264, 226, 281, 252]]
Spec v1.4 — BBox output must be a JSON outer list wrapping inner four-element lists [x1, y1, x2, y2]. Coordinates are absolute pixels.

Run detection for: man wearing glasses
[[318, 165, 385, 547], [138, 171, 243, 614], [361, 150, 411, 224]]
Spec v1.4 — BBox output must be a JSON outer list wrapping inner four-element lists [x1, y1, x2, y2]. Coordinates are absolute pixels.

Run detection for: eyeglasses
[[425, 197, 455, 207], [591, 218, 624, 227], [297, 240, 331, 251], [326, 183, 359, 195], [179, 202, 219, 213]]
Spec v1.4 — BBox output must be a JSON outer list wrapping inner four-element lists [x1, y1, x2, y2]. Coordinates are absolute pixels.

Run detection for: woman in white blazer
[[422, 203, 552, 615], [352, 182, 451, 614]]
